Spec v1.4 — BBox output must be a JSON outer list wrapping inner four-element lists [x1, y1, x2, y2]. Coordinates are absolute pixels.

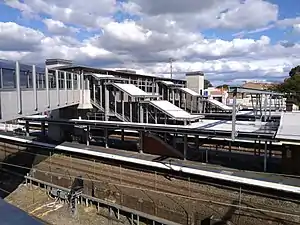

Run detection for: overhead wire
[[0, 160, 300, 220]]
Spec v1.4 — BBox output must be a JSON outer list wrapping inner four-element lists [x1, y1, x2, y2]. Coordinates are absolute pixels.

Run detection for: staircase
[[90, 99, 129, 122]]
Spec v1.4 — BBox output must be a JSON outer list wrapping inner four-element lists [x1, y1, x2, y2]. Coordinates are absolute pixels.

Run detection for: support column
[[25, 121, 29, 137], [104, 128, 108, 148], [184, 134, 187, 160], [231, 91, 237, 141], [64, 71, 68, 104], [173, 133, 177, 148], [100, 82, 103, 107], [32, 65, 37, 111], [145, 80, 148, 92], [167, 88, 170, 101], [179, 92, 182, 108], [139, 103, 144, 123], [264, 141, 268, 172], [269, 95, 272, 118], [121, 129, 125, 142], [104, 84, 109, 121], [129, 97, 133, 122], [145, 105, 149, 123], [114, 88, 117, 115], [195, 135, 199, 151], [121, 92, 125, 120], [198, 97, 202, 113], [154, 108, 157, 124], [172, 89, 175, 105], [45, 67, 50, 108], [71, 73, 74, 103], [184, 94, 187, 111], [56, 70, 60, 106], [139, 131, 143, 153], [93, 82, 96, 101], [16, 61, 22, 114], [86, 126, 90, 146], [191, 96, 193, 113], [81, 71, 84, 104], [263, 94, 267, 121]]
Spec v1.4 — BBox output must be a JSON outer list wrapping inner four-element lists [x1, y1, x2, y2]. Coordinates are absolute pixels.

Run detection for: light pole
[[169, 58, 174, 80]]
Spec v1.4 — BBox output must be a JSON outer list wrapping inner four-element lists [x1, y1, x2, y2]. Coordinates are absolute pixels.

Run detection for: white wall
[[186, 75, 204, 94], [0, 89, 80, 122]]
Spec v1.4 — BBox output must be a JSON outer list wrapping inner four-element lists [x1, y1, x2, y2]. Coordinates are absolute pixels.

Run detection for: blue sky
[[0, 0, 300, 85]]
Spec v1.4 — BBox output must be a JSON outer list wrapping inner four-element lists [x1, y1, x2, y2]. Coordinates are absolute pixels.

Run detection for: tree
[[272, 65, 300, 105], [289, 65, 300, 77], [204, 79, 213, 89], [216, 84, 229, 90]]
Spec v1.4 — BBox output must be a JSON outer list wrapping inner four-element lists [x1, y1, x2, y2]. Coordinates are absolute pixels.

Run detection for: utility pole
[[169, 58, 174, 80]]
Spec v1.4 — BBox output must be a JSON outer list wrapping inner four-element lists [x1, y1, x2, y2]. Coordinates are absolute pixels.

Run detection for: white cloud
[[0, 22, 44, 51], [293, 24, 300, 33], [127, 0, 278, 31], [5, 0, 116, 29], [1, 0, 300, 85], [43, 18, 79, 35]]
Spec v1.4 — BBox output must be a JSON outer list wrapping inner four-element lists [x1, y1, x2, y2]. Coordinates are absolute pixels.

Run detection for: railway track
[[0, 146, 299, 200], [1, 146, 300, 202], [1, 145, 300, 224], [33, 155, 300, 222]]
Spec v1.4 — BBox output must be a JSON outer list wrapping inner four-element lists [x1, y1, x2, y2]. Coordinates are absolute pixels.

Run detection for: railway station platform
[[60, 142, 300, 194], [0, 131, 300, 195]]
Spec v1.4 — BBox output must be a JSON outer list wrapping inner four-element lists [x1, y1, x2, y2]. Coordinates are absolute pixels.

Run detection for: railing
[[90, 99, 130, 122], [0, 60, 81, 121], [0, 60, 79, 91]]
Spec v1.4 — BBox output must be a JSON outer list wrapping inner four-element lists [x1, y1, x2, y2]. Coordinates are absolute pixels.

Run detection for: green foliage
[[272, 65, 300, 105], [289, 65, 300, 77], [216, 84, 229, 90], [204, 79, 213, 89]]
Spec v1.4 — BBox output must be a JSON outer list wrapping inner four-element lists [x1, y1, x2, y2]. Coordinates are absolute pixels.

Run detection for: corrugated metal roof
[[149, 100, 202, 120], [276, 112, 300, 141], [180, 87, 200, 96], [159, 81, 175, 86], [113, 83, 155, 97], [0, 198, 43, 225], [207, 99, 232, 111]]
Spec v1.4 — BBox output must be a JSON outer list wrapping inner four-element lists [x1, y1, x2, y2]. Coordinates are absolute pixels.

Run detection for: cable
[[1, 161, 300, 220]]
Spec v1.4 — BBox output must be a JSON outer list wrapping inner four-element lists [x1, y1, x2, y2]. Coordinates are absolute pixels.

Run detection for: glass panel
[[20, 70, 28, 88], [26, 71, 33, 88], [38, 73, 45, 89], [66, 72, 71, 89], [59, 71, 64, 89], [49, 72, 56, 89], [2, 68, 15, 88]]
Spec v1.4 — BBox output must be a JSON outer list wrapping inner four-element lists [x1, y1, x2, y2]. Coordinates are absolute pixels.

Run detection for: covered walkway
[[0, 60, 82, 122]]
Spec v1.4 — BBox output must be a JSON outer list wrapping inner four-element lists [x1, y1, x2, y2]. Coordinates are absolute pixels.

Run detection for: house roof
[[242, 82, 274, 90]]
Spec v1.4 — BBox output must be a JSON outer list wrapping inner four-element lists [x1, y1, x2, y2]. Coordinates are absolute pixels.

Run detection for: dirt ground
[[5, 184, 132, 225]]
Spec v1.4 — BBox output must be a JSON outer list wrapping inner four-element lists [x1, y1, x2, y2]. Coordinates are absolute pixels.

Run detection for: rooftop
[[56, 64, 185, 82]]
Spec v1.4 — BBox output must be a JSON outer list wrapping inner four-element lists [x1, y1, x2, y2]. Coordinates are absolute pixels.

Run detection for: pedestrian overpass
[[0, 60, 88, 122]]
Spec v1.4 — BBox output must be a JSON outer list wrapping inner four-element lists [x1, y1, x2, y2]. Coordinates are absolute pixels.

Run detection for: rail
[[24, 175, 180, 225]]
